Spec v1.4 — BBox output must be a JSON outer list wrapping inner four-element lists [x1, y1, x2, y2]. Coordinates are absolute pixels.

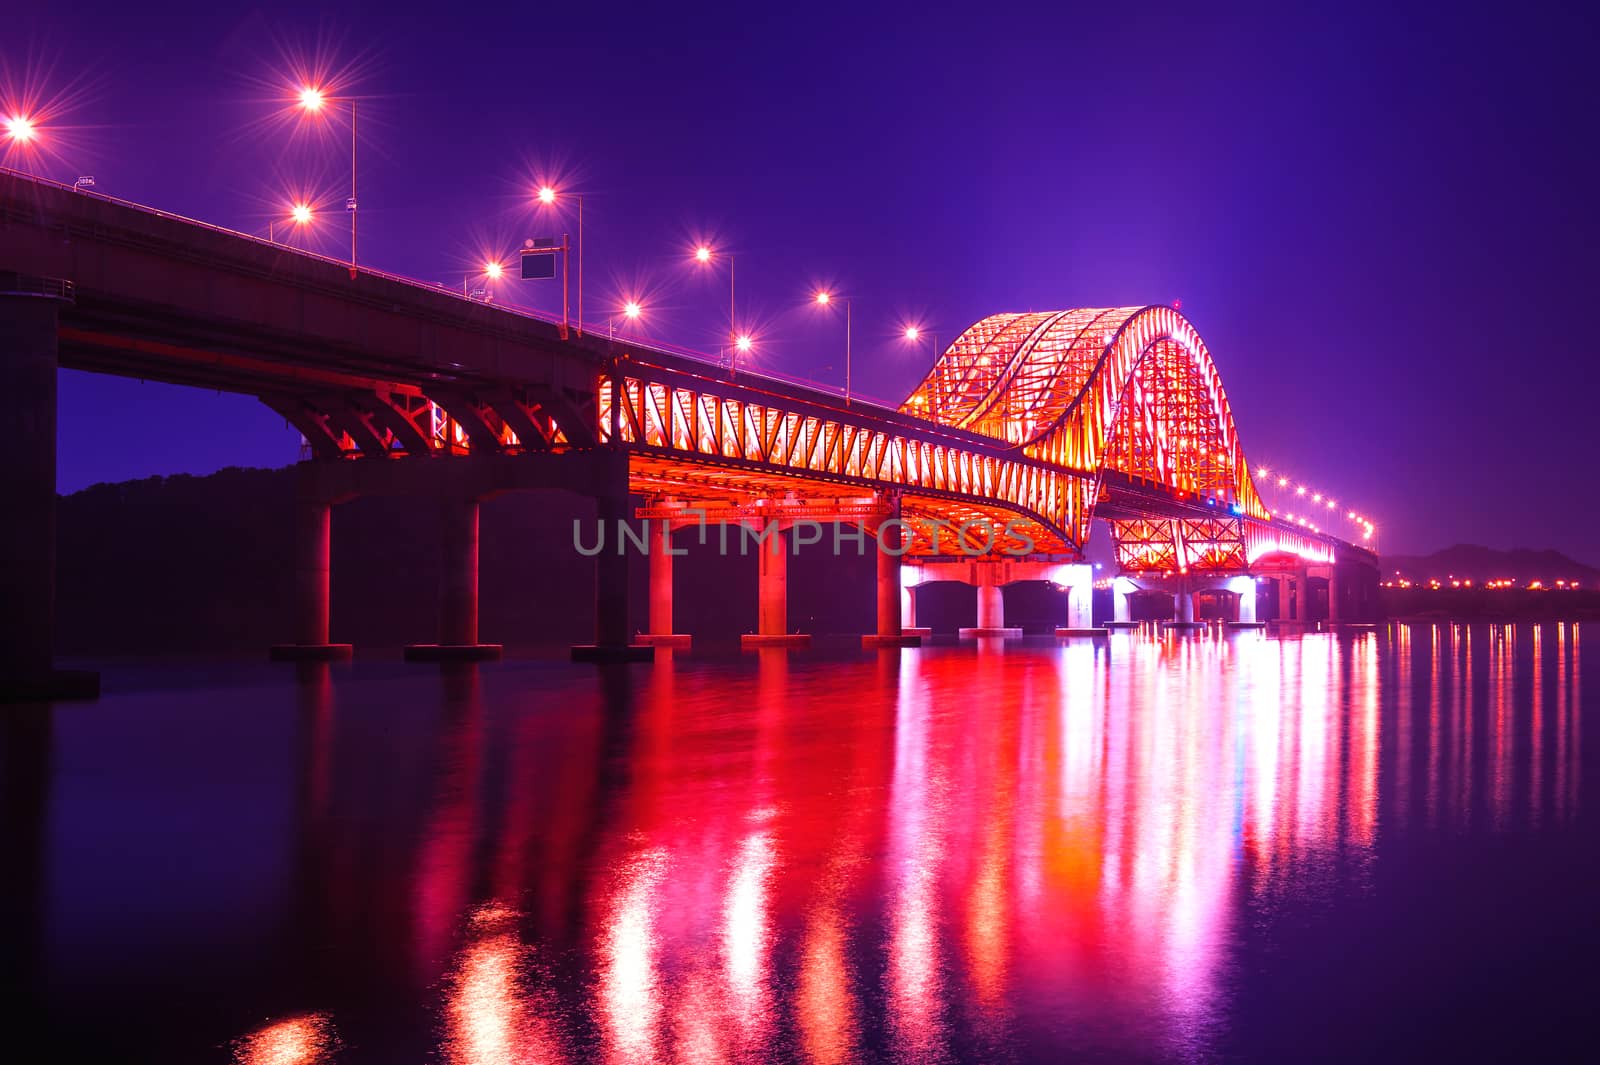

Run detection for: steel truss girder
[[609, 367, 1091, 555]]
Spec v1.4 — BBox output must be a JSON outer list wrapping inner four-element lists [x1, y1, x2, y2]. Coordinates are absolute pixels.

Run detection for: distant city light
[[735, 334, 753, 352], [4, 114, 37, 142], [297, 87, 325, 112], [537, 185, 557, 205]]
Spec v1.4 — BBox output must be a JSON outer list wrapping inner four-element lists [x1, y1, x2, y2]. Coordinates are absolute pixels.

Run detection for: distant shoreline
[[1381, 588, 1600, 622]]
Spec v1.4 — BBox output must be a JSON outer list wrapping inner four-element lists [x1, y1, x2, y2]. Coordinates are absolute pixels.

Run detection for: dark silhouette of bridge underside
[[1, 169, 1378, 697]]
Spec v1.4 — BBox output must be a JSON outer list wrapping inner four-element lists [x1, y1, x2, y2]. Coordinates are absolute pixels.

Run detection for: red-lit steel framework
[[605, 305, 1333, 569], [255, 301, 1333, 570]]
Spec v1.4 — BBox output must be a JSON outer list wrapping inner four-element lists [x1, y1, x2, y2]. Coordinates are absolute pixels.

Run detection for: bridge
[[0, 169, 1378, 697]]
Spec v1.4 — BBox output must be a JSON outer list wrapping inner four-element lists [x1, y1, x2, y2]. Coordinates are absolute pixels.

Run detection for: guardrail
[[0, 270, 74, 301], [1, 167, 908, 407]]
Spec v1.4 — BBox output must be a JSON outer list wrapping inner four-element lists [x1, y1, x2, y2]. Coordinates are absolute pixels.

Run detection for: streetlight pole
[[693, 245, 739, 370], [578, 194, 583, 335], [814, 290, 853, 404], [537, 187, 583, 336], [294, 87, 358, 277], [349, 99, 357, 276]]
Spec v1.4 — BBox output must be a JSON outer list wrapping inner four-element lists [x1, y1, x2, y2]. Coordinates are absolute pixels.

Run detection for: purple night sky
[[8, 3, 1597, 562]]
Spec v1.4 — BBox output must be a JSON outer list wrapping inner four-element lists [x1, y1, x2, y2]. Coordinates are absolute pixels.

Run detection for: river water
[[7, 623, 1593, 1063]]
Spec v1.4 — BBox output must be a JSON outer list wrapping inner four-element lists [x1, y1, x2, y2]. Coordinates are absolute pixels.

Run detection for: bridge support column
[[1224, 575, 1264, 629], [1273, 573, 1308, 633], [900, 573, 932, 638], [406, 497, 502, 662], [1328, 569, 1342, 625], [573, 488, 653, 661], [1055, 563, 1104, 638], [744, 521, 809, 648], [1107, 576, 1138, 628], [271, 488, 353, 661], [960, 565, 1021, 639], [638, 520, 691, 648], [1165, 576, 1203, 629], [0, 286, 97, 701], [864, 505, 919, 647]]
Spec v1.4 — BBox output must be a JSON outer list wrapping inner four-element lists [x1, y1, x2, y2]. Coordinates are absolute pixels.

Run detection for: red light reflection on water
[[232, 1013, 335, 1065], [237, 623, 1583, 1062], [442, 904, 563, 1065]]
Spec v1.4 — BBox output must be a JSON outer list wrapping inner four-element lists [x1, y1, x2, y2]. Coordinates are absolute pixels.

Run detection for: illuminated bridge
[[0, 169, 1377, 692]]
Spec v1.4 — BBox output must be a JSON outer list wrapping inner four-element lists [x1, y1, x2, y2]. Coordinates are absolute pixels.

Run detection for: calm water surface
[[6, 624, 1594, 1063]]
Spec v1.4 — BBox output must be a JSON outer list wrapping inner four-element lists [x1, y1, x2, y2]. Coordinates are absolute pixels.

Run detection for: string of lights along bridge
[[3, 69, 1384, 694]]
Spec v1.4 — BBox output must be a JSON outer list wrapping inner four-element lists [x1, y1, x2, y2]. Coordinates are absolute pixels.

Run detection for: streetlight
[[294, 85, 358, 276], [691, 243, 737, 366], [536, 185, 584, 335], [4, 114, 37, 144], [269, 201, 315, 243], [609, 298, 643, 338], [466, 260, 503, 300], [903, 324, 939, 363], [813, 289, 853, 404], [3, 114, 40, 173]]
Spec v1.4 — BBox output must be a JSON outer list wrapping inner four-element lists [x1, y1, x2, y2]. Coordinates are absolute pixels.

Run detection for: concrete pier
[[960, 575, 1022, 639], [744, 521, 809, 648], [572, 491, 653, 661], [637, 519, 692, 649], [0, 283, 98, 701], [1055, 563, 1106, 638], [864, 512, 920, 648], [406, 496, 503, 661], [270, 496, 353, 661]]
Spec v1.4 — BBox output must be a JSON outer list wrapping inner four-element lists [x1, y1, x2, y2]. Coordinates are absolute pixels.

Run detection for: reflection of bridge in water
[[220, 623, 1581, 1063], [1, 169, 1377, 695]]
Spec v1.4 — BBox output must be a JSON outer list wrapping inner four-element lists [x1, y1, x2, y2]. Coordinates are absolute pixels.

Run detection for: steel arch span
[[606, 304, 1318, 566], [899, 305, 1268, 549]]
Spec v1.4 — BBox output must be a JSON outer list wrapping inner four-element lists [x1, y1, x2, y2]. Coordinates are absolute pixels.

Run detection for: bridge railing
[[4, 167, 915, 411]]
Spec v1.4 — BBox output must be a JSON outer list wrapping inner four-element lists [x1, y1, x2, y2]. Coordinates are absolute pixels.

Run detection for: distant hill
[[52, 464, 890, 654], [1381, 544, 1600, 585]]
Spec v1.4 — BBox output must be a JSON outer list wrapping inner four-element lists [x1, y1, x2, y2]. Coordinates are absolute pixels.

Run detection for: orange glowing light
[[904, 326, 920, 341], [484, 261, 504, 280], [233, 1013, 334, 1065], [4, 114, 36, 143], [735, 334, 753, 352], [298, 87, 326, 112], [695, 245, 712, 263], [290, 203, 313, 225], [815, 290, 832, 305], [624, 300, 642, 319], [537, 185, 557, 205], [1278, 477, 1288, 487]]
